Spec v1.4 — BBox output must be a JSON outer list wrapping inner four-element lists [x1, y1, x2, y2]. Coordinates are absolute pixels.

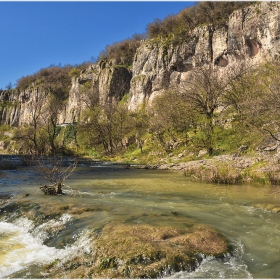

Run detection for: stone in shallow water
[[253, 203, 280, 213]]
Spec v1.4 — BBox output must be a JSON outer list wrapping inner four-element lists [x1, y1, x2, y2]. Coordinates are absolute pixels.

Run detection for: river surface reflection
[[0, 161, 280, 278]]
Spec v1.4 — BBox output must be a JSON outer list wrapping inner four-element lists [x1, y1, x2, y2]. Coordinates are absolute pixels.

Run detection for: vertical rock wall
[[1, 2, 280, 125], [128, 2, 280, 110]]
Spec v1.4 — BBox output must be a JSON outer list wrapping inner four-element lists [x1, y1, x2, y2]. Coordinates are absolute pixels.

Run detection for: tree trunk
[[55, 183, 63, 195]]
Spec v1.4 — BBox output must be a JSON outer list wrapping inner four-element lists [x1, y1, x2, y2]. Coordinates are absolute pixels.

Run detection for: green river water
[[0, 159, 280, 278]]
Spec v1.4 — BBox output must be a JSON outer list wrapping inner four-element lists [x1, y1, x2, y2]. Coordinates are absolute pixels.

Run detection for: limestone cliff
[[0, 2, 280, 125], [65, 60, 131, 123], [128, 1, 280, 110]]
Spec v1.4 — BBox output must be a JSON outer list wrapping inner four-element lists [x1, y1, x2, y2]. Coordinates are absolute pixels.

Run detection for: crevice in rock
[[208, 26, 215, 63], [245, 38, 262, 57], [241, 8, 250, 30], [144, 78, 153, 97], [214, 54, 229, 67]]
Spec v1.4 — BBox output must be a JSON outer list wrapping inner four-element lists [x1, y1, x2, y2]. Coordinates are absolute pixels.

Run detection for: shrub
[[97, 34, 145, 65], [68, 68, 81, 78], [184, 162, 244, 184], [265, 166, 280, 185], [16, 65, 73, 100], [146, 2, 255, 43]]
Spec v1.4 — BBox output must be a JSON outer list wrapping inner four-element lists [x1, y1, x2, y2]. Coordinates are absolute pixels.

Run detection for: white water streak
[[0, 216, 92, 278], [167, 241, 253, 279]]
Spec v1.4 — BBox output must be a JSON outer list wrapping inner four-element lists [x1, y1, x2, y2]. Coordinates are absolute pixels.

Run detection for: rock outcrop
[[128, 1, 280, 110], [1, 2, 280, 125], [65, 60, 131, 123]]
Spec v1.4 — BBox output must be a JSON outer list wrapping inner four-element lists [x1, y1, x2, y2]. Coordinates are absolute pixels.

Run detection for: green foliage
[[68, 67, 81, 78], [236, 61, 280, 143], [77, 103, 129, 155], [150, 89, 195, 152], [0, 100, 17, 109], [213, 125, 251, 155], [63, 125, 77, 145], [119, 93, 130, 105], [0, 125, 11, 133]]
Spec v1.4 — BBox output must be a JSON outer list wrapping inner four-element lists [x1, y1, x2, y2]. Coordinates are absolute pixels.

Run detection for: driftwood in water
[[39, 183, 63, 195]]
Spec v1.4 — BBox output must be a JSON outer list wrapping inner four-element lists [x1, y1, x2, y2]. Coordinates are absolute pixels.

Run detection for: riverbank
[[138, 151, 280, 213], [140, 151, 280, 185]]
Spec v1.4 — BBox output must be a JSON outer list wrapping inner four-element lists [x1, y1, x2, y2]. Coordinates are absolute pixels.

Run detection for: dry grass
[[184, 162, 244, 184]]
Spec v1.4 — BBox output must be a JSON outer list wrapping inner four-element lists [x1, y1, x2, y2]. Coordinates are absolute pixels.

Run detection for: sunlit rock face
[[0, 61, 132, 125], [64, 60, 132, 123], [1, 2, 280, 125], [0, 87, 50, 126], [128, 1, 280, 110]]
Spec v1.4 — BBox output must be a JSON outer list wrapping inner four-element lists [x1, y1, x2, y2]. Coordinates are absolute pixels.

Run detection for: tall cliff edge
[[1, 2, 280, 126]]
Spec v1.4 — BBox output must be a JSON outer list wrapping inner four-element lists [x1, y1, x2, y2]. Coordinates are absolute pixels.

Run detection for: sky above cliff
[[0, 1, 195, 89]]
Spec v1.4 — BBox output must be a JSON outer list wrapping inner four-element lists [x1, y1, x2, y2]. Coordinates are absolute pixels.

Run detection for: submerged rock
[[253, 203, 280, 213]]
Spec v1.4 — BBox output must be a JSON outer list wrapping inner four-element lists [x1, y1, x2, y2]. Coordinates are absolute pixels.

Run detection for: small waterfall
[[0, 215, 93, 278]]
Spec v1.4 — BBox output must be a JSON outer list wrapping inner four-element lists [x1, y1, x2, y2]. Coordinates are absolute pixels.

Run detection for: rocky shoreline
[[0, 198, 231, 279], [55, 222, 230, 279], [141, 151, 278, 179]]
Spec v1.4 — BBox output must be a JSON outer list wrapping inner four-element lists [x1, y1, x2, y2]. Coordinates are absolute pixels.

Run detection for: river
[[0, 158, 279, 278]]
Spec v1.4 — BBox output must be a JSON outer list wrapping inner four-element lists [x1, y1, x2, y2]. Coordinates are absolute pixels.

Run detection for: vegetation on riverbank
[[15, 62, 280, 148], [2, 60, 280, 191]]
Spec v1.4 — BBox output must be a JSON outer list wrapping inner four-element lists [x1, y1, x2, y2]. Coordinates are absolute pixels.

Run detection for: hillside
[[1, 2, 279, 124], [1, 1, 280, 186]]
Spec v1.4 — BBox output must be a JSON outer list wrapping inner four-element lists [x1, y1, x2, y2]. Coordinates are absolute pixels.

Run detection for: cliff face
[[128, 1, 280, 110], [1, 2, 280, 125], [0, 61, 132, 125], [65, 61, 131, 123]]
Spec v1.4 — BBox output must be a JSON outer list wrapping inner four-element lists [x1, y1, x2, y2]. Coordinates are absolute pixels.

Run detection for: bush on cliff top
[[147, 2, 255, 42], [16, 65, 73, 100]]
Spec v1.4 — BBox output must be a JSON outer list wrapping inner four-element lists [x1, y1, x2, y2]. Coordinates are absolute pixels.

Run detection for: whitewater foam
[[167, 241, 252, 279], [0, 217, 93, 278]]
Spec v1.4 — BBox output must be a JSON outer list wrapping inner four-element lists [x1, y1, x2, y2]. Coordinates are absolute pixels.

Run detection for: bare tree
[[178, 63, 248, 155], [26, 155, 77, 195], [42, 94, 66, 154], [78, 80, 99, 109], [129, 105, 151, 153], [13, 93, 48, 154]]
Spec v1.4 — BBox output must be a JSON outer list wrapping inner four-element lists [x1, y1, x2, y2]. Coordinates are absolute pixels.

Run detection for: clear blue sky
[[0, 1, 195, 89]]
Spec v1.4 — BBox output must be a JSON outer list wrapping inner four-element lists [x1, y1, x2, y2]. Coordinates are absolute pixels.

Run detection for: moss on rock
[[71, 222, 229, 278]]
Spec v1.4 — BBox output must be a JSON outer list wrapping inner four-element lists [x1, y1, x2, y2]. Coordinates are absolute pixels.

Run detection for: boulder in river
[[53, 222, 230, 278]]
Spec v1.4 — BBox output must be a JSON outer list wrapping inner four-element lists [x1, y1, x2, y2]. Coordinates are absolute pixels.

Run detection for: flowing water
[[0, 158, 280, 278]]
